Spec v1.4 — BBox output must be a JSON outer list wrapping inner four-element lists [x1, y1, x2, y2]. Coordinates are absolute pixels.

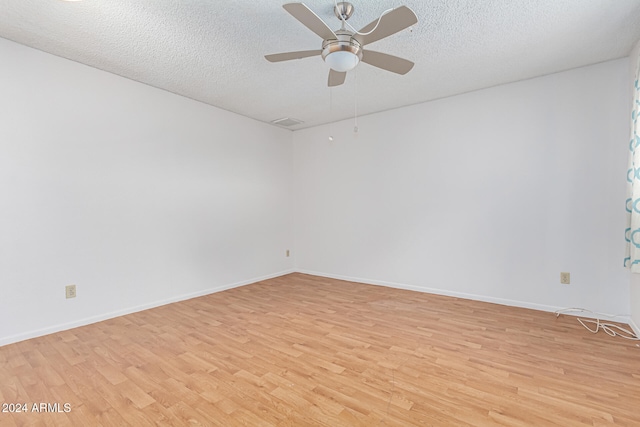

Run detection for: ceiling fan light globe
[[325, 51, 360, 72], [322, 37, 363, 73]]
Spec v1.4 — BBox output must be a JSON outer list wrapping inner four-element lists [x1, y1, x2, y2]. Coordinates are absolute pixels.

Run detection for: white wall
[[632, 276, 640, 332], [0, 38, 294, 345], [294, 59, 631, 315], [629, 40, 640, 333]]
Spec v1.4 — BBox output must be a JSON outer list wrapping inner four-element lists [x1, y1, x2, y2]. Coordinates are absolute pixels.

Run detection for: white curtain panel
[[625, 47, 640, 271]]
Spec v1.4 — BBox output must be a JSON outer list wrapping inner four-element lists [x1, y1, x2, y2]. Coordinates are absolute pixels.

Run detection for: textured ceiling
[[1, 0, 640, 130]]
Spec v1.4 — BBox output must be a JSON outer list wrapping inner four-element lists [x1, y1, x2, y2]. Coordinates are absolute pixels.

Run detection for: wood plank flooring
[[1, 273, 639, 426]]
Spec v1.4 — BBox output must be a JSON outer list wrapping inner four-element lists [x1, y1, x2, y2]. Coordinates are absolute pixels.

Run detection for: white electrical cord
[[555, 308, 639, 341], [334, 0, 395, 36]]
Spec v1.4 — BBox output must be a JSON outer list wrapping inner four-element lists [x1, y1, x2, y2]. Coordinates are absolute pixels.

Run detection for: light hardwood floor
[[1, 273, 639, 426]]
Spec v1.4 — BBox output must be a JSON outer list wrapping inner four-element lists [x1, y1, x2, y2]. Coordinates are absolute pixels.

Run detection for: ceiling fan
[[265, 2, 418, 87]]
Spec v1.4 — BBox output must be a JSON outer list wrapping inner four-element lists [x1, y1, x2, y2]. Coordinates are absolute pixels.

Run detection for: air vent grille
[[271, 117, 304, 127]]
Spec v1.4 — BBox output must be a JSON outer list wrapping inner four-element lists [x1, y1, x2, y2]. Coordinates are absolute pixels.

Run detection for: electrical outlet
[[286, 249, 290, 257], [65, 285, 76, 299], [560, 272, 570, 285]]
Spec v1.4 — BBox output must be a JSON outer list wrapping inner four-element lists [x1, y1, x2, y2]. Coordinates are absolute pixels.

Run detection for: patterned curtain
[[625, 49, 640, 271]]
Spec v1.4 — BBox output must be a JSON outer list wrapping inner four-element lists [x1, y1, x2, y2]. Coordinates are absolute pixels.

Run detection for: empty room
[[2, 0, 640, 425]]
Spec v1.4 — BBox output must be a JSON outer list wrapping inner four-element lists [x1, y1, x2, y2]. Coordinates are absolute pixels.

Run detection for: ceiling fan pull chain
[[329, 87, 335, 141], [354, 68, 359, 134]]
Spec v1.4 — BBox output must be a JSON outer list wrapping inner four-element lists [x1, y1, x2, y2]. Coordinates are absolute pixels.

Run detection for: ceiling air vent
[[271, 117, 304, 127]]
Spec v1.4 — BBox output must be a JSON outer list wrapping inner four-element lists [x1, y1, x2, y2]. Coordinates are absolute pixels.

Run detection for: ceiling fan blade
[[283, 3, 337, 41], [265, 50, 321, 62], [328, 69, 346, 87], [361, 50, 414, 75], [353, 6, 417, 46]]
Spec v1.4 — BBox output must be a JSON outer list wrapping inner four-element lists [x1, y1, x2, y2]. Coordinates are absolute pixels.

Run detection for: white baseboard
[[630, 317, 640, 338], [0, 269, 294, 347], [295, 269, 634, 325], [5, 269, 635, 347]]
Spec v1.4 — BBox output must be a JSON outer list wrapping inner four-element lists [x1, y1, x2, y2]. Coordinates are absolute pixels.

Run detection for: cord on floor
[[555, 308, 639, 341]]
